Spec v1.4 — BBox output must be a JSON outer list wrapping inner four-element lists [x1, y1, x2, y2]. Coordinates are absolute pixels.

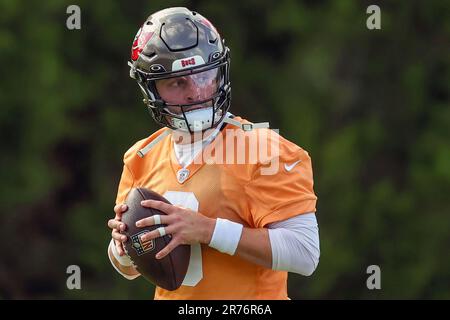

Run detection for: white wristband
[[109, 239, 133, 267], [208, 218, 243, 255]]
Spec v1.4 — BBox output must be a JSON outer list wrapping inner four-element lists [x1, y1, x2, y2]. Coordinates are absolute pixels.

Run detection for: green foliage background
[[0, 0, 448, 299]]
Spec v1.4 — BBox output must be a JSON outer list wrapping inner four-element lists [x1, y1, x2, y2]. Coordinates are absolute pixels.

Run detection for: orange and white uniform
[[115, 116, 317, 299]]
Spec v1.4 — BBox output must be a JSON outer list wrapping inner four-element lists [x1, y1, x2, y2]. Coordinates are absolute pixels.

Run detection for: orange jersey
[[115, 116, 317, 299]]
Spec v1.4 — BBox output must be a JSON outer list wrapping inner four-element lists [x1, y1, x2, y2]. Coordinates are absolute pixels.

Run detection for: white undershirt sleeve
[[267, 212, 320, 276]]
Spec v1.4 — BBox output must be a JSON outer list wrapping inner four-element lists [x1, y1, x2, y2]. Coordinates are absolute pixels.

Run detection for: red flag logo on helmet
[[131, 24, 154, 61]]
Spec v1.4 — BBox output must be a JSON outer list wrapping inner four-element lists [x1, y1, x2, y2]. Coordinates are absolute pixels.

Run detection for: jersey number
[[163, 191, 203, 286]]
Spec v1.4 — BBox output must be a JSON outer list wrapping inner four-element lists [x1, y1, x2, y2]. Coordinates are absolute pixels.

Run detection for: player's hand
[[136, 200, 215, 259], [107, 204, 128, 256]]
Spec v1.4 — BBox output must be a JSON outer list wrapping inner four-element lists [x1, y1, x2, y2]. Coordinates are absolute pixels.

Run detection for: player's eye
[[169, 78, 187, 88]]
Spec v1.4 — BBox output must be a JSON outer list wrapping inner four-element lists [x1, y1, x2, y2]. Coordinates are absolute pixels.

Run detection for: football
[[120, 187, 190, 291]]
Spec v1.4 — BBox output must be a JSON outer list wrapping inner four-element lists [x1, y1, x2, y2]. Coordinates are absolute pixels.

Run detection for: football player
[[107, 7, 320, 299]]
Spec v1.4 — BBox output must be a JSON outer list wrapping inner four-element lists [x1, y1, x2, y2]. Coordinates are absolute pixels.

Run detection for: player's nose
[[184, 79, 204, 102]]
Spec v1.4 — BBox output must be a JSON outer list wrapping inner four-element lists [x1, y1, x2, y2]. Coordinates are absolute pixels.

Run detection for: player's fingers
[[114, 204, 128, 216], [108, 218, 120, 229], [107, 219, 126, 232], [114, 239, 125, 256], [135, 214, 172, 227], [156, 238, 179, 259], [111, 229, 127, 242], [141, 200, 176, 215], [139, 225, 176, 242]]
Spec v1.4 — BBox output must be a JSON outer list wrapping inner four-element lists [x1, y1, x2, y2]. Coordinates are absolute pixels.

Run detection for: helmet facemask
[[134, 50, 231, 134], [128, 8, 232, 133]]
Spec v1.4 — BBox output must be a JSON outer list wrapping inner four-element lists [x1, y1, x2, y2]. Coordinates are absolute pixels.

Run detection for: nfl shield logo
[[131, 230, 155, 256]]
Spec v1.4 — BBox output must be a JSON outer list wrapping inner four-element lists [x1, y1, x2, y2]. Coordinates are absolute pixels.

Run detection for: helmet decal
[[172, 55, 206, 71], [131, 24, 154, 61]]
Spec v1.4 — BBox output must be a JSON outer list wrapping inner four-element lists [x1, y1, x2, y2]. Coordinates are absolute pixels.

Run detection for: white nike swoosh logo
[[284, 160, 302, 172]]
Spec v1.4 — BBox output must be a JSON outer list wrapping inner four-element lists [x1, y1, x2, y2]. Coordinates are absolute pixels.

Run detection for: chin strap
[[137, 116, 270, 158]]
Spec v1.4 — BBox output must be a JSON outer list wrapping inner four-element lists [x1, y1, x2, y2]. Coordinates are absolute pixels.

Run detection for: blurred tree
[[0, 0, 448, 299]]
